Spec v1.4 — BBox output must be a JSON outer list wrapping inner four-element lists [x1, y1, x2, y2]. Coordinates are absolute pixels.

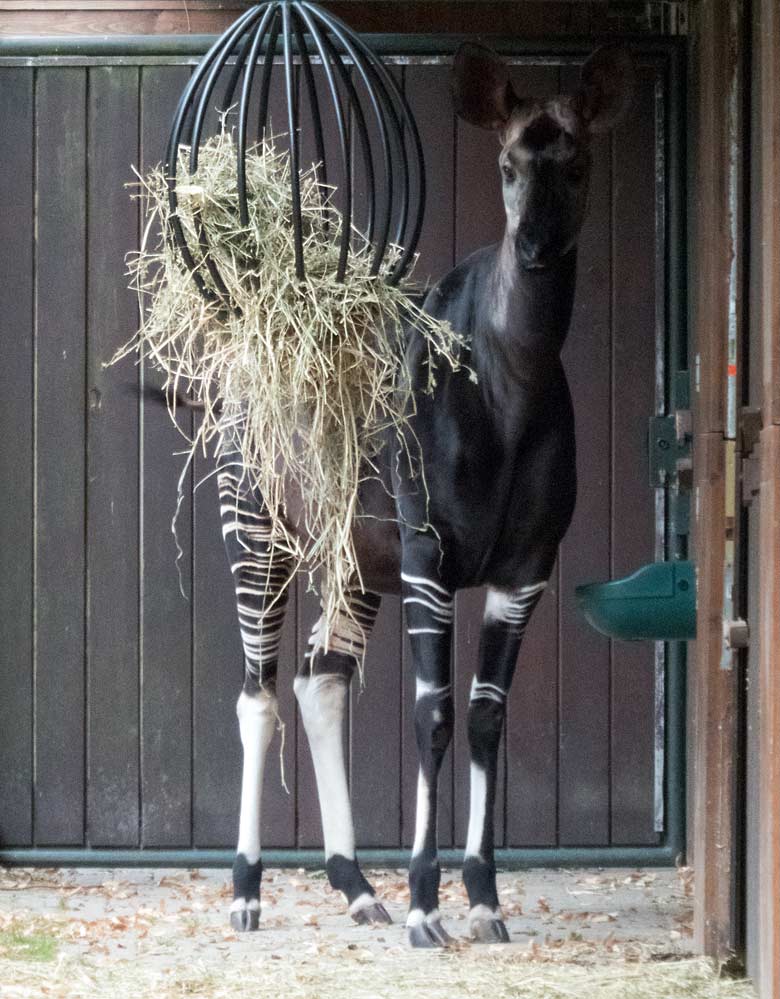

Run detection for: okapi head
[[452, 44, 634, 271]]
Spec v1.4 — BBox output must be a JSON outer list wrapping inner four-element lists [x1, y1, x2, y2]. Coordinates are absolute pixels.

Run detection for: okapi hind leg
[[294, 591, 392, 926], [217, 445, 293, 933], [464, 582, 546, 943]]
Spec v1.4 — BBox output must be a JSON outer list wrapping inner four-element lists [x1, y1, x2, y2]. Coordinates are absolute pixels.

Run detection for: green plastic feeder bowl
[[575, 560, 696, 641]]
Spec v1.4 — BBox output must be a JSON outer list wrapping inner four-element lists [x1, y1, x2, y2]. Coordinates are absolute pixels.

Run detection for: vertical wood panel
[[139, 64, 193, 847], [404, 64, 455, 286], [0, 68, 34, 846], [558, 63, 611, 846], [192, 438, 243, 846], [85, 65, 141, 846], [506, 580, 559, 846], [351, 598, 403, 846], [34, 67, 87, 845], [609, 67, 659, 845]]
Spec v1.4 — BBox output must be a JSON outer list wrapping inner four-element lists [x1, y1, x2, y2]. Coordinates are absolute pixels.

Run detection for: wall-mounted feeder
[[575, 560, 696, 641]]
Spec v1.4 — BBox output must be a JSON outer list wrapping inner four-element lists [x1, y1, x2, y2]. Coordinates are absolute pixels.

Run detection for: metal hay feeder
[[165, 0, 426, 302]]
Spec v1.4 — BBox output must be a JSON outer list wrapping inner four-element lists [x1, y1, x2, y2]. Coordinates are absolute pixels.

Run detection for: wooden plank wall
[[0, 53, 663, 852]]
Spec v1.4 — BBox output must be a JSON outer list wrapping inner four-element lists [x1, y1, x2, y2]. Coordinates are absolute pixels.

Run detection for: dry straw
[[115, 131, 467, 645]]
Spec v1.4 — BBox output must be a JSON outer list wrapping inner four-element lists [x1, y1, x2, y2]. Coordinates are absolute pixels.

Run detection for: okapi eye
[[501, 163, 515, 183]]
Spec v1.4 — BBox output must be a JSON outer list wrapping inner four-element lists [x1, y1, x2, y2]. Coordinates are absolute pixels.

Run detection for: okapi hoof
[[230, 899, 260, 932], [407, 910, 454, 948], [349, 894, 393, 926], [469, 906, 510, 944]]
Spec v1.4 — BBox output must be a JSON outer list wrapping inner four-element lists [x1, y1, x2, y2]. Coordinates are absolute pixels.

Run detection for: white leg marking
[[468, 903, 503, 929], [411, 769, 431, 858], [406, 907, 442, 928], [484, 583, 546, 634], [415, 678, 451, 701], [230, 897, 260, 914], [294, 674, 355, 861], [236, 690, 278, 865], [469, 676, 507, 705], [465, 761, 487, 861], [348, 892, 377, 917]]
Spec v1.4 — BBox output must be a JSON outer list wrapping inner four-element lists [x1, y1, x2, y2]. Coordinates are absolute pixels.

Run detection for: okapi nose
[[517, 233, 550, 270]]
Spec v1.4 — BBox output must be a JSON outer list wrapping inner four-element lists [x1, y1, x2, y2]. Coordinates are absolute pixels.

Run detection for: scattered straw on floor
[[0, 950, 756, 999], [115, 132, 468, 637]]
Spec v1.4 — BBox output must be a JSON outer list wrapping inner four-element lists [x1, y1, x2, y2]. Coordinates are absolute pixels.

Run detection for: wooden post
[[756, 1, 780, 993], [689, 0, 742, 962]]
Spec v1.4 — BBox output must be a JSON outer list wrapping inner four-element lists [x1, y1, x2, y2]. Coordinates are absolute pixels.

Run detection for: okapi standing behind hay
[[218, 42, 634, 947]]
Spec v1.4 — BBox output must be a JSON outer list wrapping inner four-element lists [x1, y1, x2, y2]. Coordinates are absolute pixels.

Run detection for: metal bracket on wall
[[740, 406, 762, 508], [649, 413, 692, 486]]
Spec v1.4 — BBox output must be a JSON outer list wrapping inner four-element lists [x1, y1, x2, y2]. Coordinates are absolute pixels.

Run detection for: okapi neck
[[489, 238, 578, 355]]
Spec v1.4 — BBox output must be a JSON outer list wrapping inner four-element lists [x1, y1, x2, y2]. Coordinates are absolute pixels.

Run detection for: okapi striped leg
[[464, 582, 546, 943], [294, 591, 392, 926], [217, 448, 293, 933], [402, 569, 456, 948]]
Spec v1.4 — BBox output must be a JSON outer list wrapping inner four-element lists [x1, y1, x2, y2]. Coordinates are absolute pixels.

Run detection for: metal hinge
[[649, 412, 692, 488], [740, 406, 762, 507]]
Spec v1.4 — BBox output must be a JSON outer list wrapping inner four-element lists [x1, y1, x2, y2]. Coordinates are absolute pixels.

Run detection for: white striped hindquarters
[[306, 593, 379, 662]]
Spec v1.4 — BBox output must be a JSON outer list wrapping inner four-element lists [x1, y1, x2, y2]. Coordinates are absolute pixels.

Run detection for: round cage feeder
[[165, 0, 426, 301]]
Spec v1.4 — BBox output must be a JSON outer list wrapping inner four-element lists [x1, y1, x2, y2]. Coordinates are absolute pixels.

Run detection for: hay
[[116, 131, 468, 639], [0, 950, 757, 999]]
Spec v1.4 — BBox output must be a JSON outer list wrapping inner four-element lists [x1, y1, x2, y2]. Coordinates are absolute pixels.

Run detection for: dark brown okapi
[[216, 42, 634, 947]]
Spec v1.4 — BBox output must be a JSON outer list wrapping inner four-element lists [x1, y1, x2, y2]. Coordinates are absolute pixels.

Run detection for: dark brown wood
[[85, 65, 142, 846], [753, 5, 780, 993], [0, 43, 667, 855], [0, 68, 34, 847], [757, 425, 780, 995], [689, 0, 743, 963], [691, 0, 735, 437], [351, 598, 403, 846], [0, 3, 611, 39], [192, 435, 243, 846], [34, 67, 88, 846], [139, 64, 194, 847], [609, 66, 659, 846], [558, 62, 611, 846], [691, 432, 738, 959]]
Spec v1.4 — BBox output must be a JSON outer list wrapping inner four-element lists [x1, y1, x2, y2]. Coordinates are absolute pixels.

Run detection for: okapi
[[215, 42, 634, 947]]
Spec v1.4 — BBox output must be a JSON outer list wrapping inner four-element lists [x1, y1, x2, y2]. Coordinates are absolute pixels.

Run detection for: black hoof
[[470, 916, 510, 943], [408, 918, 453, 948], [230, 905, 260, 932], [351, 901, 393, 926]]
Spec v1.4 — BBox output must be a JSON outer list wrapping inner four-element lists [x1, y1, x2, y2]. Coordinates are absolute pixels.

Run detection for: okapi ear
[[574, 45, 635, 134], [451, 43, 519, 130]]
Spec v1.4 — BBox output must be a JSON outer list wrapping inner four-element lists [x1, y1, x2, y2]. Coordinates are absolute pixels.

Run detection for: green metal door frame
[[0, 31, 687, 871]]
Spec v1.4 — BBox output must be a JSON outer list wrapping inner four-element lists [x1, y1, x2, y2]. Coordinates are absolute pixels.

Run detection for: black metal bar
[[312, 5, 422, 283], [189, 7, 267, 173], [305, 3, 392, 276], [257, 7, 281, 140], [290, 7, 328, 203], [282, 2, 305, 280], [296, 3, 352, 281], [314, 23, 377, 246], [163, 8, 261, 300], [237, 4, 277, 226]]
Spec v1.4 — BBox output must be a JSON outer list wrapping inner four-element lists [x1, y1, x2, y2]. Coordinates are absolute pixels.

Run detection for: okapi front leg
[[294, 592, 392, 926], [464, 582, 546, 943], [218, 446, 293, 932], [402, 570, 455, 948]]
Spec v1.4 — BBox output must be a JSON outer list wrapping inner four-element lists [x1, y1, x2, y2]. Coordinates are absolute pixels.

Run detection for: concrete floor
[[0, 865, 694, 967]]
